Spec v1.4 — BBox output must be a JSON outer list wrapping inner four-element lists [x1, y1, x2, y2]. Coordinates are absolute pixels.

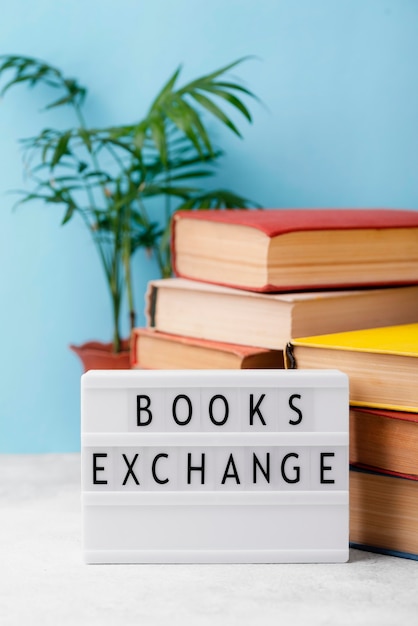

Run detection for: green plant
[[0, 54, 257, 352]]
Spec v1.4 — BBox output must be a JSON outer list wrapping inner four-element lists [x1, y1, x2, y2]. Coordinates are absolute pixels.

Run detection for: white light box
[[81, 369, 349, 564]]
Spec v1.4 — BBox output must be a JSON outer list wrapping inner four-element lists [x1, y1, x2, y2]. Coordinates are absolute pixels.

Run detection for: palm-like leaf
[[0, 55, 86, 108], [0, 54, 259, 351], [133, 57, 257, 165]]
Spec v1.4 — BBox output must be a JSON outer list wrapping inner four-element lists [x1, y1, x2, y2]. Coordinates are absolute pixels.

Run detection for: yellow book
[[286, 323, 418, 412]]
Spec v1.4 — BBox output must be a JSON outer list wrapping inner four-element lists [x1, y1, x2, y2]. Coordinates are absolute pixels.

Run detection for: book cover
[[290, 322, 418, 356], [173, 208, 418, 238], [172, 208, 418, 292]]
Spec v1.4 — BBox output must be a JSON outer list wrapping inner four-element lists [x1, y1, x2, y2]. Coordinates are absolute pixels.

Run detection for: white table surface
[[0, 453, 417, 626]]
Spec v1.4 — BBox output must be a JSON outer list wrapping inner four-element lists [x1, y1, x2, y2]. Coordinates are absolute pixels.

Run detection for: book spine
[[130, 330, 139, 368], [148, 284, 158, 328], [285, 343, 297, 369]]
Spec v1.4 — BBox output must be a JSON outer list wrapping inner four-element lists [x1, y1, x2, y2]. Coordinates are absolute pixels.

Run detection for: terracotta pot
[[69, 339, 131, 372]]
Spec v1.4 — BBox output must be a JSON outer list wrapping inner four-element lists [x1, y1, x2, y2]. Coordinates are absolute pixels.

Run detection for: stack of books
[[130, 207, 418, 560], [287, 323, 418, 560], [131, 208, 418, 371]]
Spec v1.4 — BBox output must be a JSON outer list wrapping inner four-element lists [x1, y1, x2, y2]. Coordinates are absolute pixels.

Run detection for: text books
[[286, 322, 418, 559], [350, 407, 418, 476], [172, 209, 418, 291], [146, 278, 418, 350], [130, 328, 284, 369], [350, 467, 418, 560], [286, 323, 418, 412]]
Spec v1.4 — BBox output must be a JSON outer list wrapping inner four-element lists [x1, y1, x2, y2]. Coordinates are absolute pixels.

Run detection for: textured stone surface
[[0, 453, 417, 625]]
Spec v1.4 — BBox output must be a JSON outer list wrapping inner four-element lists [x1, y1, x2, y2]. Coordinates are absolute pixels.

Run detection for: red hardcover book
[[350, 407, 418, 477], [171, 208, 418, 292], [130, 328, 284, 370]]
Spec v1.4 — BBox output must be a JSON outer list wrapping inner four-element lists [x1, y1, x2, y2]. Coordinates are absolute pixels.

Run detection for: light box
[[81, 369, 349, 563]]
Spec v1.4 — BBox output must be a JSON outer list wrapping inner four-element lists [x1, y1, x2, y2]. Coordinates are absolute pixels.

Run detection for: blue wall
[[1, 0, 417, 452]]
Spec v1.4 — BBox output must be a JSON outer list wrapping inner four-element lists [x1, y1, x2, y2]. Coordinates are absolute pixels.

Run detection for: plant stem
[[122, 205, 136, 332], [112, 294, 122, 353], [73, 95, 125, 352]]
